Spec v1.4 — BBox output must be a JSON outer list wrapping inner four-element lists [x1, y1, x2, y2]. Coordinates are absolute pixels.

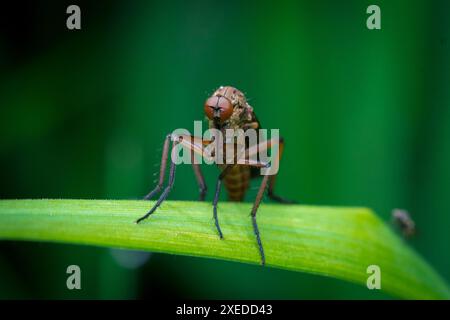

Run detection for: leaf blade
[[0, 199, 448, 299]]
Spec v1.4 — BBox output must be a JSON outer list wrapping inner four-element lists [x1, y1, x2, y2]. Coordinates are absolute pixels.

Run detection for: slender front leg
[[136, 140, 179, 224], [212, 165, 233, 239], [143, 134, 171, 200]]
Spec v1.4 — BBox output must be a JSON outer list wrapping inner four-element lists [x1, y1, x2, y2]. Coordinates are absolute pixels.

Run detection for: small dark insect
[[136, 86, 294, 265], [392, 209, 416, 238]]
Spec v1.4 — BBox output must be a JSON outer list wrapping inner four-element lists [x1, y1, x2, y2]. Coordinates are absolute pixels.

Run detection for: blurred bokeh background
[[0, 0, 449, 299]]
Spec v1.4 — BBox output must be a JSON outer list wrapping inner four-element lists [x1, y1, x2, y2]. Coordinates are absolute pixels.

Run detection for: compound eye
[[204, 97, 233, 121], [217, 98, 233, 121], [204, 97, 217, 120]]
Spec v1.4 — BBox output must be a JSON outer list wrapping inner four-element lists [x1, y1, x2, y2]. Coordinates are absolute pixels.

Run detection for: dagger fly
[[136, 86, 293, 265]]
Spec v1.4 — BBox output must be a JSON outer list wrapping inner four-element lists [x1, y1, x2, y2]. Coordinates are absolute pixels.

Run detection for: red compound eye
[[204, 96, 233, 121]]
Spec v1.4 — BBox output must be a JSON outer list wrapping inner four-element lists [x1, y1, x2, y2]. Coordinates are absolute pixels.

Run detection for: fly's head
[[204, 86, 251, 129]]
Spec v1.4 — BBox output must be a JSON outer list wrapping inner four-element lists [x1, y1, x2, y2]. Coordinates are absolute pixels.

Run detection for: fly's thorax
[[210, 86, 252, 125], [213, 86, 247, 108]]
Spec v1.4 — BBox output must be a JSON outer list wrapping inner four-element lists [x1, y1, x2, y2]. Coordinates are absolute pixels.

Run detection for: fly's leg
[[212, 165, 233, 239], [267, 138, 295, 203], [233, 159, 271, 266], [143, 134, 171, 200], [176, 135, 224, 236], [192, 164, 207, 201], [247, 136, 295, 204], [136, 138, 179, 223], [211, 141, 256, 239], [138, 135, 213, 223], [243, 136, 296, 265], [182, 135, 212, 201], [251, 174, 270, 266]]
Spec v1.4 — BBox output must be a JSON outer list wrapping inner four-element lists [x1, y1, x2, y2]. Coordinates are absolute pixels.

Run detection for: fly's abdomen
[[223, 165, 251, 201]]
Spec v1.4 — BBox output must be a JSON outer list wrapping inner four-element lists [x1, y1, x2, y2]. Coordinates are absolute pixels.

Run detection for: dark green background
[[0, 0, 449, 299]]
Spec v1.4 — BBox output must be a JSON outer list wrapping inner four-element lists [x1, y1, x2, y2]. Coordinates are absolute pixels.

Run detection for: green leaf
[[0, 199, 448, 299]]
